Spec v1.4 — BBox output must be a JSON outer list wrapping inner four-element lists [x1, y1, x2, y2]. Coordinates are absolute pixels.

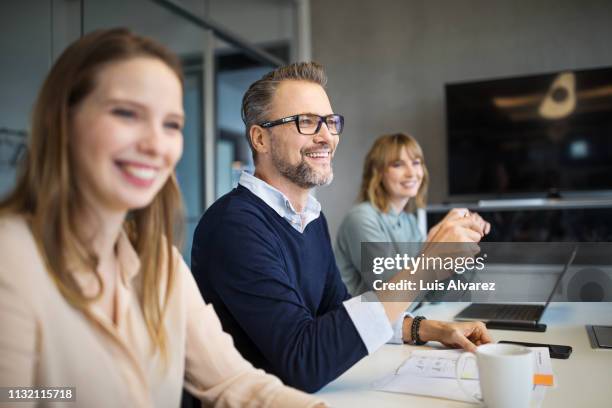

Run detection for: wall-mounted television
[[446, 66, 612, 199]]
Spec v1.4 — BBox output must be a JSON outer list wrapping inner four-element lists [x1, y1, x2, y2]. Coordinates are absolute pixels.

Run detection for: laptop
[[454, 247, 577, 328]]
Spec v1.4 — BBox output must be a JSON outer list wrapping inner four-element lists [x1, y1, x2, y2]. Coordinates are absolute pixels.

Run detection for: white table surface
[[317, 302, 612, 408]]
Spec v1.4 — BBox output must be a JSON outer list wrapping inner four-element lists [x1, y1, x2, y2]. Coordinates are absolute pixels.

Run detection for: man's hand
[[403, 318, 493, 352]]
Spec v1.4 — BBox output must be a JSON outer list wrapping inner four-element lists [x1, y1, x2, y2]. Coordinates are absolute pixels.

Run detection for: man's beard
[[270, 143, 334, 189]]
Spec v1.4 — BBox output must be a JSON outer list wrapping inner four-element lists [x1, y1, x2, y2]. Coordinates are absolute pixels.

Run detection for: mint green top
[[334, 201, 425, 296]]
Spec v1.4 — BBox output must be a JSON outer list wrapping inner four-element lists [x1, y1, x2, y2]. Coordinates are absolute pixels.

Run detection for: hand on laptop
[[405, 319, 493, 352]]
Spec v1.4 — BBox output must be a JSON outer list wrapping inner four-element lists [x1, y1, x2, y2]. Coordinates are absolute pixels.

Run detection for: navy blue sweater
[[191, 185, 368, 392]]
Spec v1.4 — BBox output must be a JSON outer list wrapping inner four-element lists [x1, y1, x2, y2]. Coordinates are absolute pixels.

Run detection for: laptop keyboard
[[457, 303, 544, 322]]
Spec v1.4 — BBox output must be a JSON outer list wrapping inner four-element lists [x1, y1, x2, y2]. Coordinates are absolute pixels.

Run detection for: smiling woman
[[0, 28, 323, 408], [334, 133, 429, 296], [70, 56, 184, 211], [335, 133, 490, 296]]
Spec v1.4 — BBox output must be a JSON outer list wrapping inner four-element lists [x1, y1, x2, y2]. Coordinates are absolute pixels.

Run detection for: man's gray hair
[[240, 61, 328, 162]]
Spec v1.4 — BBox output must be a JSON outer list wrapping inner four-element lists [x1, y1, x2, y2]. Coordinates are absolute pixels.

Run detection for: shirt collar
[[116, 228, 141, 285], [69, 228, 141, 296], [238, 171, 321, 233], [385, 207, 402, 219]]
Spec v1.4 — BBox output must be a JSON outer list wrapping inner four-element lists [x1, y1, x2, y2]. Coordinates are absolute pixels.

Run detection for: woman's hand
[[426, 208, 491, 243], [404, 318, 493, 352]]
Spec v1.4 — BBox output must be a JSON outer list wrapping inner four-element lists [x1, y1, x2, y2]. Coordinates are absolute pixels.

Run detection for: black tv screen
[[446, 66, 612, 198]]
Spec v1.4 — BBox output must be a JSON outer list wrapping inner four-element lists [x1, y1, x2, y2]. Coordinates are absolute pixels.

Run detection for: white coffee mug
[[456, 343, 533, 408]]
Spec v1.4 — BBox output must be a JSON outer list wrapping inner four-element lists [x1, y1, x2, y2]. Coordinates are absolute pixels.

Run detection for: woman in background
[[335, 133, 489, 296], [0, 28, 322, 408]]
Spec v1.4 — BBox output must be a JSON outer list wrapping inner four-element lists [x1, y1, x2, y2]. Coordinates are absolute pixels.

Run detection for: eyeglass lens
[[297, 114, 343, 135]]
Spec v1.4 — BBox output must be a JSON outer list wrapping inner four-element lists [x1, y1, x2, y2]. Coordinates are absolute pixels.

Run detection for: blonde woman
[[335, 133, 490, 296], [0, 29, 323, 407]]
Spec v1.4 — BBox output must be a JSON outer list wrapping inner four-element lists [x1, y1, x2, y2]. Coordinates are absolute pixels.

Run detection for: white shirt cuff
[[343, 292, 394, 354], [388, 311, 414, 344]]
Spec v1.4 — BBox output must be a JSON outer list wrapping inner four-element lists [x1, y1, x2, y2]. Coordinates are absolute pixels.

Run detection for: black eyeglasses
[[259, 113, 344, 135]]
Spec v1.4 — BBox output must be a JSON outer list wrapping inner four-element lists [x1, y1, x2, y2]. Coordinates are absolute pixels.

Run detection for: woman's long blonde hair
[[358, 133, 429, 212], [0, 28, 184, 361]]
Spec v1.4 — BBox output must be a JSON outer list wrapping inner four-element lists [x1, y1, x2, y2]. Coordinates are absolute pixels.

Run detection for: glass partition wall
[[0, 1, 56, 197], [0, 0, 303, 264]]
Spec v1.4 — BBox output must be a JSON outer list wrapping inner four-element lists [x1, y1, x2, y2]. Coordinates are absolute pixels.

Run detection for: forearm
[[270, 307, 370, 392]]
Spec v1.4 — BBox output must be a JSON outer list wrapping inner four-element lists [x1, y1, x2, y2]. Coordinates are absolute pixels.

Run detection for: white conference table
[[317, 302, 612, 407]]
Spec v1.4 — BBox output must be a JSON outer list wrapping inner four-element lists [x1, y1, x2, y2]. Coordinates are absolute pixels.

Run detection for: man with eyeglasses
[[191, 62, 491, 393]]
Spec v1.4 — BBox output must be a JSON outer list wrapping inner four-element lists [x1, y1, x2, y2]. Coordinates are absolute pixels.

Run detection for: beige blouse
[[0, 215, 324, 407]]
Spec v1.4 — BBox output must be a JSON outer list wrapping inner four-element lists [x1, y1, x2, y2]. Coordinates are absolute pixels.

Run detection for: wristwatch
[[411, 316, 427, 345]]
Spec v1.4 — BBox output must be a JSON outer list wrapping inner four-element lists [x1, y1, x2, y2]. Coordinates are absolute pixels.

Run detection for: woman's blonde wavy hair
[[0, 28, 184, 364], [358, 133, 429, 213]]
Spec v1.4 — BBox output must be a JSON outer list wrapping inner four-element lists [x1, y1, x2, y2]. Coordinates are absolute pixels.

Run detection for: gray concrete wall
[[311, 0, 612, 239]]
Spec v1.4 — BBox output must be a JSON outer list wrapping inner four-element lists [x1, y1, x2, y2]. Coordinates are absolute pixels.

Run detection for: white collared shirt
[[239, 171, 321, 233]]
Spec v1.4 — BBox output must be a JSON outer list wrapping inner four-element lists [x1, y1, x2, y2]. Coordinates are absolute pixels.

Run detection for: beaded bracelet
[[411, 316, 427, 345]]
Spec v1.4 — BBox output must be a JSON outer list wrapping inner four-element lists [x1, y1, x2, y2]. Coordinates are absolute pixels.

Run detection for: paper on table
[[396, 348, 554, 386], [398, 349, 478, 379], [372, 348, 552, 406]]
